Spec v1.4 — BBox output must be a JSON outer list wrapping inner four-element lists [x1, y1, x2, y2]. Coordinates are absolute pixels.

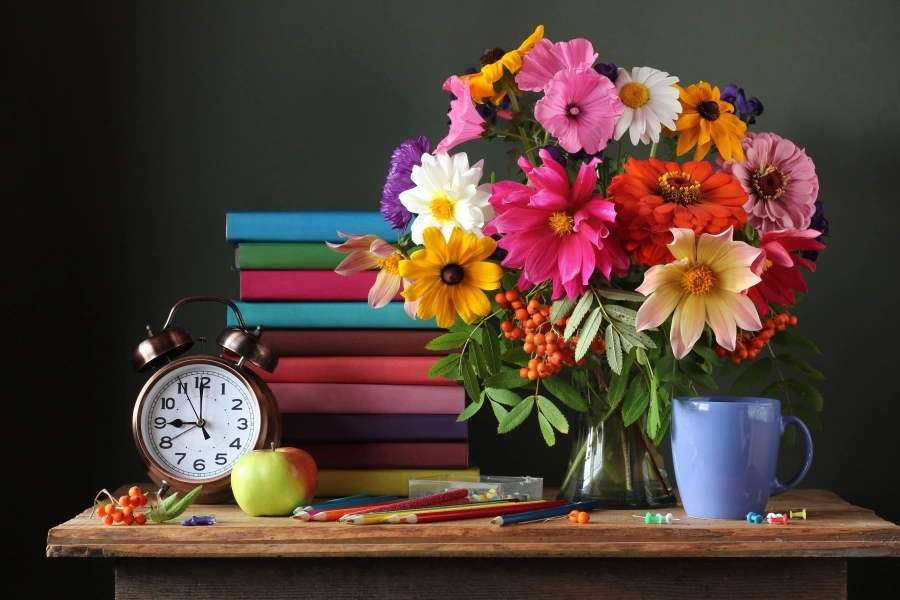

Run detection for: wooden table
[[47, 488, 900, 599]]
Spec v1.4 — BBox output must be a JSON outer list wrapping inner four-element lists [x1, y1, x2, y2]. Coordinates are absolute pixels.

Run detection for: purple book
[[281, 414, 468, 442]]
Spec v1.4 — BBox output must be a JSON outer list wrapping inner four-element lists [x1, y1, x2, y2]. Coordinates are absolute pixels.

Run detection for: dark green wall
[[6, 1, 899, 596]]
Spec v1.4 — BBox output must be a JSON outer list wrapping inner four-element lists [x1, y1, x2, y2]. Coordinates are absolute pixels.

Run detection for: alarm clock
[[131, 295, 281, 504]]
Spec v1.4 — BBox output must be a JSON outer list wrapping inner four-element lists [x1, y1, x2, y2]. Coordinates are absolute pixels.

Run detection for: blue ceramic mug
[[671, 396, 813, 520]]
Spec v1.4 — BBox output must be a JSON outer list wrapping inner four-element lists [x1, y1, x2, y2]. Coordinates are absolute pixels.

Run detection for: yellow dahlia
[[673, 81, 747, 163], [398, 226, 503, 328], [455, 25, 544, 104]]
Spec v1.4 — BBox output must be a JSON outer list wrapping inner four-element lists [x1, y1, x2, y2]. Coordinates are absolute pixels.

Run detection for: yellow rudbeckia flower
[[398, 226, 503, 328], [459, 25, 544, 104]]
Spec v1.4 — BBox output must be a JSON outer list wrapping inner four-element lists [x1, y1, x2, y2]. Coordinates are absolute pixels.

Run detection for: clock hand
[[168, 419, 198, 428], [198, 386, 211, 440], [170, 424, 198, 441], [176, 376, 201, 421]]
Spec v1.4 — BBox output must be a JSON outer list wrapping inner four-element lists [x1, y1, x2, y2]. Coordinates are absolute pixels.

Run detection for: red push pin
[[768, 514, 789, 525]]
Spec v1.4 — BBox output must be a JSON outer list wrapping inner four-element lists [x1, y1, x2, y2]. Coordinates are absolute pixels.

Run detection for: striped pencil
[[342, 500, 544, 525], [490, 500, 600, 525], [391, 500, 567, 524], [303, 488, 471, 522], [294, 495, 398, 514]]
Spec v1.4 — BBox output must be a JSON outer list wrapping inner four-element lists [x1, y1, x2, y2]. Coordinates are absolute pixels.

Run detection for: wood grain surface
[[47, 488, 900, 560]]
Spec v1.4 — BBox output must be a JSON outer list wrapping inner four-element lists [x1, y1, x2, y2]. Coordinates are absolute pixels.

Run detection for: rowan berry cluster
[[495, 289, 606, 381], [713, 312, 798, 365], [93, 485, 148, 526]]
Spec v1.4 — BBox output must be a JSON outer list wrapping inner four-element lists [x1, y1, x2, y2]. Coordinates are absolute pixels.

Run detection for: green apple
[[231, 444, 318, 516]]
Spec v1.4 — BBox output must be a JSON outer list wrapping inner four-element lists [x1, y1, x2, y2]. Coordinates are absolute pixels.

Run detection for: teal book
[[225, 211, 398, 244], [227, 301, 439, 329]]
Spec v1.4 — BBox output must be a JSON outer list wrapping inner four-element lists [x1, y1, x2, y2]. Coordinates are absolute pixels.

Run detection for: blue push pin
[[746, 512, 763, 524]]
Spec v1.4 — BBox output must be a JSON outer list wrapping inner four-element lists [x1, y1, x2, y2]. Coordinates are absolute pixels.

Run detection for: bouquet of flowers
[[329, 24, 827, 459]]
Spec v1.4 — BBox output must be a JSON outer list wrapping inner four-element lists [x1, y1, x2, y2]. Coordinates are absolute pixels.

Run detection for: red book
[[257, 329, 451, 357], [239, 270, 404, 301], [294, 442, 469, 469], [242, 356, 457, 385], [270, 382, 465, 414]]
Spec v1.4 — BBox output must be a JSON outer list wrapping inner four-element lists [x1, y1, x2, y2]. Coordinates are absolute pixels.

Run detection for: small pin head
[[789, 508, 807, 520]]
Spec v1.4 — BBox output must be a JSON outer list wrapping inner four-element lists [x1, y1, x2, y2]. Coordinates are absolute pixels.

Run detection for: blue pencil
[[323, 493, 372, 504], [295, 495, 398, 514], [490, 500, 600, 525]]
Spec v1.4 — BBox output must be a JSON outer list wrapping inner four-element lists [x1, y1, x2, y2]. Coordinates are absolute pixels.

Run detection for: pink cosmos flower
[[326, 231, 420, 319], [635, 227, 762, 359], [483, 149, 630, 300], [718, 132, 819, 235], [534, 66, 624, 155], [516, 38, 597, 92], [747, 228, 825, 315], [436, 76, 487, 154]]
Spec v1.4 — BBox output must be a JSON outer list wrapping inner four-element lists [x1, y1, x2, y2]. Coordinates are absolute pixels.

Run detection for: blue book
[[225, 211, 399, 243], [227, 301, 439, 329]]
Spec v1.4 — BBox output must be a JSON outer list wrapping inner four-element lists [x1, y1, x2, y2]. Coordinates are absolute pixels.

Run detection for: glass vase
[[557, 373, 677, 509]]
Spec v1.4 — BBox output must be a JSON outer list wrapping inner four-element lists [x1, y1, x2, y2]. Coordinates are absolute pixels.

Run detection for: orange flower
[[607, 157, 749, 267], [672, 81, 746, 162], [455, 25, 544, 104]]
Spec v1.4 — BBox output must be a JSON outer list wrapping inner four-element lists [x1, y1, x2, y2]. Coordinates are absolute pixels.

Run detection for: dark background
[[4, 0, 898, 596]]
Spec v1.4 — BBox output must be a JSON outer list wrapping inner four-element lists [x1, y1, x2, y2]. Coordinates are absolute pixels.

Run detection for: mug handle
[[770, 415, 814, 495]]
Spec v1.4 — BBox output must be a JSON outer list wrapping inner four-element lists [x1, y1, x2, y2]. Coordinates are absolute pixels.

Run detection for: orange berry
[[112, 511, 124, 523], [510, 300, 523, 310], [527, 370, 538, 381], [500, 320, 514, 333], [122, 506, 134, 517], [495, 292, 507, 304], [123, 514, 135, 526], [531, 312, 545, 325], [95, 505, 106, 518], [134, 512, 147, 525], [747, 349, 759, 359], [750, 338, 764, 350], [519, 367, 529, 379], [788, 315, 798, 326], [128, 486, 142, 497], [104, 504, 116, 516], [540, 305, 550, 317], [523, 319, 535, 331], [103, 514, 114, 526], [514, 308, 528, 321], [119, 495, 131, 508], [764, 319, 776, 330], [731, 355, 742, 365], [505, 289, 519, 302], [569, 510, 580, 522], [577, 511, 590, 524], [523, 343, 536, 353], [130, 495, 144, 507], [776, 323, 786, 331]]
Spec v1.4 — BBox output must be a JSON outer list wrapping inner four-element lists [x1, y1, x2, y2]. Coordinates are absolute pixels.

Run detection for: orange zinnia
[[672, 81, 747, 162], [607, 157, 749, 267]]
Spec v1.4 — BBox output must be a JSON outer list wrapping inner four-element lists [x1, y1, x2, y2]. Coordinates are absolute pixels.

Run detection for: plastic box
[[407, 474, 544, 502]]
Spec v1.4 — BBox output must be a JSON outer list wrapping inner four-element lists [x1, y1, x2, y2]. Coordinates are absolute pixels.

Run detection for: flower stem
[[558, 404, 618, 496], [649, 142, 658, 158]]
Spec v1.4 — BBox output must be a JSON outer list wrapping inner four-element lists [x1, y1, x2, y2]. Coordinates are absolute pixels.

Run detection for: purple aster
[[721, 84, 763, 125], [798, 200, 829, 262], [539, 144, 567, 167], [380, 136, 430, 232], [593, 62, 618, 83]]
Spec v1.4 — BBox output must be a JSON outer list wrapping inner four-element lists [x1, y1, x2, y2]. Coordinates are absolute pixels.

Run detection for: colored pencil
[[490, 500, 600, 525], [342, 500, 542, 525], [295, 495, 398, 514], [323, 493, 372, 504], [305, 488, 470, 522], [339, 498, 524, 521], [389, 500, 568, 524]]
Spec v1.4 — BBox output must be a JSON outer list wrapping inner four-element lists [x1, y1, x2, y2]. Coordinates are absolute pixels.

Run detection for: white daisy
[[399, 151, 495, 245], [613, 67, 682, 146]]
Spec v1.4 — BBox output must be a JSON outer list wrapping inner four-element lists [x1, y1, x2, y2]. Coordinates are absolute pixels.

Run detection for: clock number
[[160, 436, 173, 449], [237, 418, 248, 430], [194, 459, 206, 471], [229, 438, 241, 449], [195, 376, 211, 389], [177, 381, 188, 394], [162, 397, 175, 410], [154, 417, 166, 429], [221, 383, 226, 394], [175, 453, 186, 465], [231, 399, 243, 410], [215, 453, 227, 465]]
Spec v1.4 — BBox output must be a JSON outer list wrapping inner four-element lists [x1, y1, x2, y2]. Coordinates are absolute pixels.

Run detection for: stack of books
[[225, 211, 479, 496]]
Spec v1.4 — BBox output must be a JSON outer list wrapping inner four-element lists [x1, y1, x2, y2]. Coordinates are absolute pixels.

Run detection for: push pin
[[746, 512, 763, 524], [634, 512, 680, 524], [768, 514, 789, 525], [789, 509, 807, 520]]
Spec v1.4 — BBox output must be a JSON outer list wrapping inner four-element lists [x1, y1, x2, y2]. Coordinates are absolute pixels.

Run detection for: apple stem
[[270, 442, 275, 451]]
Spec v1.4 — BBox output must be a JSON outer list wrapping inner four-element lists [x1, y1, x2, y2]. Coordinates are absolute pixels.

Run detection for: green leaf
[[164, 485, 203, 521], [678, 356, 718, 390], [777, 354, 825, 379], [605, 324, 623, 375], [549, 298, 577, 325], [691, 343, 723, 366], [540, 376, 588, 412], [470, 339, 489, 379], [575, 307, 604, 361], [457, 393, 484, 422], [538, 413, 556, 447], [536, 395, 569, 433], [652, 400, 672, 447], [758, 379, 783, 400], [607, 349, 635, 409], [499, 347, 531, 365], [425, 332, 470, 351], [615, 323, 656, 350], [485, 387, 522, 407], [484, 369, 532, 389], [594, 287, 647, 302], [781, 422, 797, 446], [163, 492, 181, 511], [449, 319, 481, 343], [621, 374, 649, 427], [771, 330, 821, 354], [482, 321, 501, 375], [730, 357, 774, 396], [789, 404, 823, 429], [604, 304, 638, 326], [716, 357, 742, 379], [490, 400, 509, 423], [564, 292, 595, 340], [428, 353, 461, 379], [656, 354, 676, 382], [635, 347, 649, 366], [647, 383, 661, 439], [460, 355, 481, 403], [786, 378, 824, 411], [498, 396, 535, 433]]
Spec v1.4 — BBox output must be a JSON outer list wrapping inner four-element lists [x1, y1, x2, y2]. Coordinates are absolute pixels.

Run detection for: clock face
[[137, 361, 261, 482]]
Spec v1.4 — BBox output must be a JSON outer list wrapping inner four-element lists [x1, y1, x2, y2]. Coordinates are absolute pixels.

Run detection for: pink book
[[294, 442, 469, 469], [241, 356, 458, 386], [270, 382, 465, 414], [239, 270, 403, 301]]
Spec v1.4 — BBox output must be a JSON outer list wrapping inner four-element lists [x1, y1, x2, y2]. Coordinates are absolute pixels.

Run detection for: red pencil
[[388, 500, 567, 524], [305, 488, 471, 522]]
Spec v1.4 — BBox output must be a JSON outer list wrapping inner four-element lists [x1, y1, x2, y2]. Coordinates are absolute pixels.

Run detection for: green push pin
[[637, 512, 680, 524]]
